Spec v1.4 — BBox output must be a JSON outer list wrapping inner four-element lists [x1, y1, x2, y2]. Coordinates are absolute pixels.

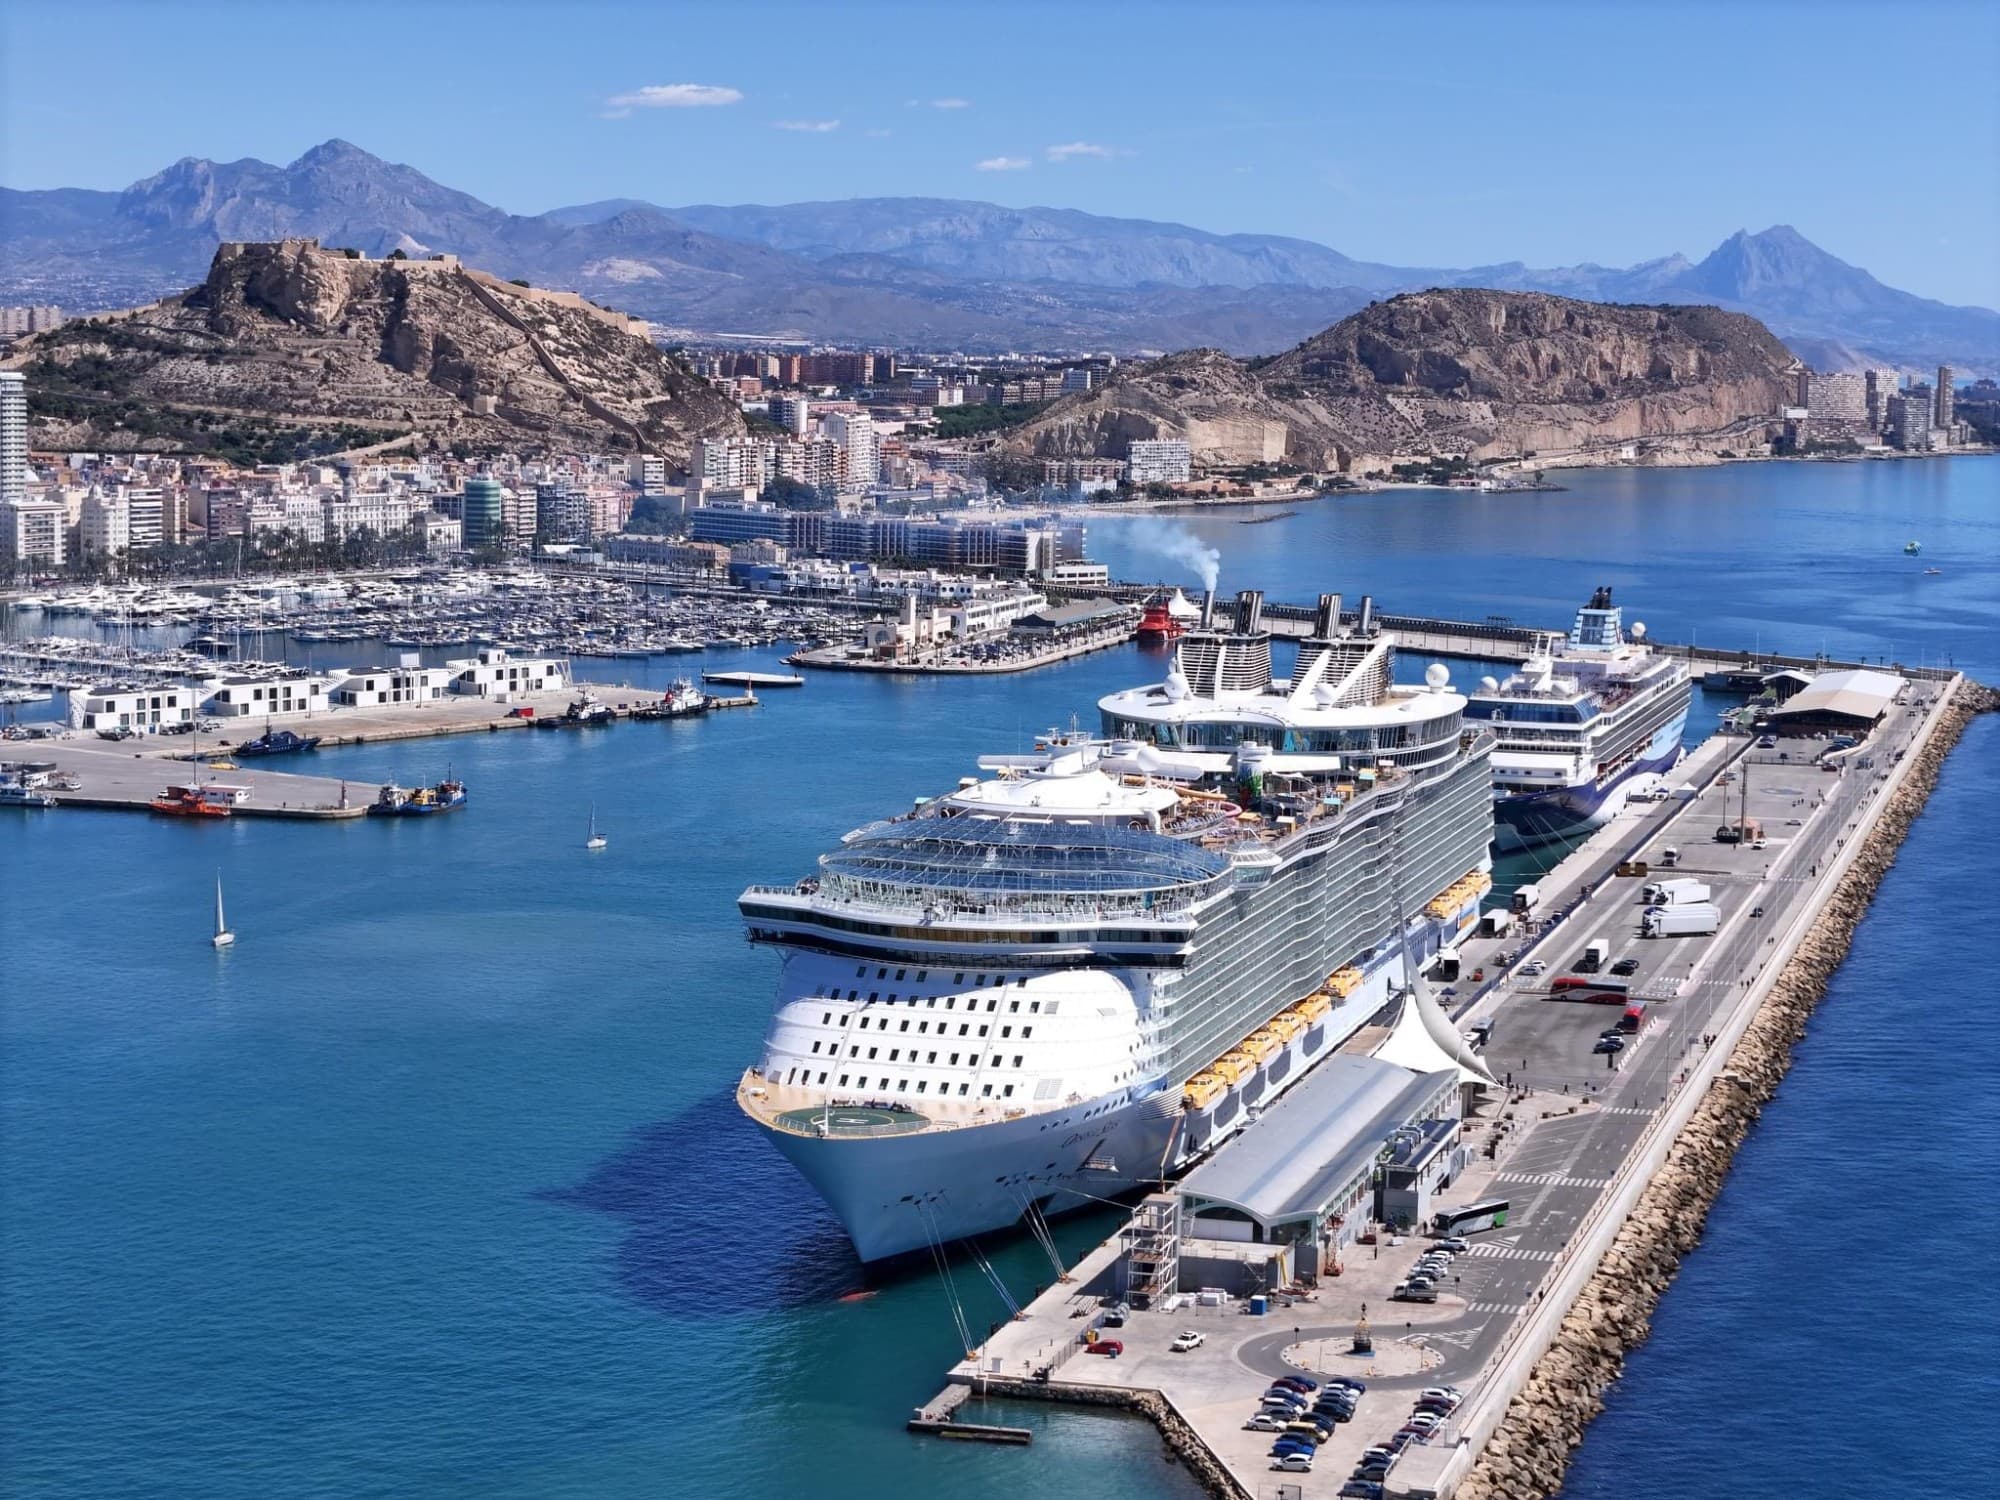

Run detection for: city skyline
[[4, 0, 1997, 308]]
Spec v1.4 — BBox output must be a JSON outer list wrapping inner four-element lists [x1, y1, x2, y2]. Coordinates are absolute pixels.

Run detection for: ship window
[[927, 1052, 937, 1063], [895, 969, 906, 981], [918, 970, 928, 981], [817, 1072, 826, 1084], [840, 1015, 850, 1026], [847, 990, 857, 1001], [786, 1068, 796, 1083], [866, 1048, 877, 1060], [1016, 978, 1026, 988], [899, 1020, 909, 1032], [958, 1083, 969, 1095], [1009, 1001, 1020, 1013], [897, 1080, 908, 1092], [1013, 1056, 1023, 1067], [918, 1022, 928, 1033], [916, 1081, 927, 1093], [958, 1025, 969, 1036], [977, 1026, 988, 1037], [1022, 1028, 1033, 1039], [839, 1074, 849, 1086], [889, 1050, 899, 1061], [955, 973, 965, 984], [987, 1000, 998, 1012], [1030, 1001, 1040, 1013], [811, 1041, 821, 1054], [982, 1085, 993, 1097], [821, 1013, 830, 1024], [950, 1053, 960, 1065], [1003, 1085, 1015, 1098], [945, 999, 955, 1010], [877, 968, 887, 980], [1001, 1027, 1012, 1038], [869, 992, 878, 1002], [856, 967, 865, 978], [926, 997, 936, 1008]]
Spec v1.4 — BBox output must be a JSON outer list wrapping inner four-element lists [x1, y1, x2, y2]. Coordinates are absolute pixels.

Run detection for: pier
[[908, 670, 1985, 1499]]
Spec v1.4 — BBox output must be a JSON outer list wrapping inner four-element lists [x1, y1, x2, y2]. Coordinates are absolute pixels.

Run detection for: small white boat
[[586, 804, 607, 851], [211, 872, 236, 948]]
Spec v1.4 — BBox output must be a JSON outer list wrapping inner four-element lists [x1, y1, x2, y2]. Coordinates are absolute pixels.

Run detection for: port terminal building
[[1123, 990, 1487, 1302], [1766, 668, 1902, 736]]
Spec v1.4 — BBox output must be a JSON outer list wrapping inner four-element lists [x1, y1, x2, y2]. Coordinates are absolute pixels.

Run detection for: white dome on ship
[[1425, 662, 1450, 689], [1630, 621, 1647, 639], [1479, 675, 1499, 692], [1164, 657, 1190, 702]]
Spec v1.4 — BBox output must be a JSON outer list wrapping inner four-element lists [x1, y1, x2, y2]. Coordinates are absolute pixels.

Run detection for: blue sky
[[6, 0, 1996, 306]]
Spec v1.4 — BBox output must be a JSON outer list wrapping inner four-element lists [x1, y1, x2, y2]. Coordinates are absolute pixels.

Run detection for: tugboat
[[633, 678, 710, 720], [150, 785, 232, 818], [535, 691, 617, 728], [1134, 589, 1197, 645], [236, 727, 323, 758], [368, 776, 468, 816]]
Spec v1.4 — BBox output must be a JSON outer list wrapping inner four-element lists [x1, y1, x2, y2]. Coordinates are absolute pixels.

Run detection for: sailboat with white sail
[[211, 872, 235, 948]]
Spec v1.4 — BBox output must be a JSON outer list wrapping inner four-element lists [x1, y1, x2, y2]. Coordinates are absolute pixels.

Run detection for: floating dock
[[701, 671, 804, 688], [909, 672, 1976, 1499]]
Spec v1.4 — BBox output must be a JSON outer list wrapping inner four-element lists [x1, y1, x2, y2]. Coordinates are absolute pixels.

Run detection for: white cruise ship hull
[[751, 946, 1416, 1262]]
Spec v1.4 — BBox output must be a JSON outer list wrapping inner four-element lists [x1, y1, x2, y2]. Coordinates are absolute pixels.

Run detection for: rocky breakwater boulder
[[1012, 289, 1801, 474], [1457, 682, 1998, 1500]]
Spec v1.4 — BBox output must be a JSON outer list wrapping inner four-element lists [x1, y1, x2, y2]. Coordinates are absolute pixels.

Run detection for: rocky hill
[[1012, 290, 1801, 473], [7, 238, 742, 465]]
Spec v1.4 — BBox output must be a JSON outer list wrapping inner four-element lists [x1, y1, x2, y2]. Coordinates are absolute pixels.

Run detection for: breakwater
[[1454, 680, 2000, 1500]]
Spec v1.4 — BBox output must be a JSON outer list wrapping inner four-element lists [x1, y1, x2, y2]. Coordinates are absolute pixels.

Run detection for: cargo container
[[1640, 878, 1712, 907], [1642, 901, 1720, 938]]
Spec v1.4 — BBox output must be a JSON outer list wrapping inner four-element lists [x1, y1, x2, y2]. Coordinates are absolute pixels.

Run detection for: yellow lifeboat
[[1327, 967, 1363, 998], [1294, 993, 1333, 1022], [1182, 1073, 1227, 1111], [1243, 1030, 1281, 1065], [1268, 1013, 1305, 1044], [1210, 1051, 1251, 1084]]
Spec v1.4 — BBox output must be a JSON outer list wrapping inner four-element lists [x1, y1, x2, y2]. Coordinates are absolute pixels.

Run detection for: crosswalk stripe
[[1464, 1243, 1558, 1261], [1496, 1171, 1613, 1188], [1467, 1302, 1527, 1315]]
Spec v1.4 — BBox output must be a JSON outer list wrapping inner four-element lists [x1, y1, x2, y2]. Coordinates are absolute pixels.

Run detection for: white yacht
[[736, 590, 1496, 1262], [1468, 587, 1692, 850]]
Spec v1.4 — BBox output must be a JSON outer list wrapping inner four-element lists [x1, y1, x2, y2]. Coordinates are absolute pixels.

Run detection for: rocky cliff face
[[14, 238, 742, 464], [1014, 290, 1801, 472]]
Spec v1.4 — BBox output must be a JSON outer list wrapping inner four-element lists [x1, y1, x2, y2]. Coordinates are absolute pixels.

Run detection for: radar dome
[[1630, 621, 1647, 639], [1480, 675, 1500, 693], [1425, 662, 1450, 689]]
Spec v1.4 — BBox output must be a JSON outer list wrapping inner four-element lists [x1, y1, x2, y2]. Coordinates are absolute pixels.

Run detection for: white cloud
[[1046, 141, 1116, 162], [602, 83, 744, 118], [975, 156, 1031, 172], [772, 118, 841, 133], [930, 97, 971, 109]]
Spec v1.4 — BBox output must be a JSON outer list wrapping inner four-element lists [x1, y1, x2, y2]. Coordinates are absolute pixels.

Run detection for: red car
[[1084, 1339, 1124, 1357]]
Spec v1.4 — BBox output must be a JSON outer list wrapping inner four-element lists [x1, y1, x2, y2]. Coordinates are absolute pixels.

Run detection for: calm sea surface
[[2, 458, 1993, 1497]]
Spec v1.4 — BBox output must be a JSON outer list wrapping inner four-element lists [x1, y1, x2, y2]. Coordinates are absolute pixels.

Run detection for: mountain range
[[3, 139, 1994, 371]]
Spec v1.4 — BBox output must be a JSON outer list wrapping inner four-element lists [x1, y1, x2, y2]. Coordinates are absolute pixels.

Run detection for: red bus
[[1546, 976, 1632, 1004], [1617, 1002, 1648, 1033]]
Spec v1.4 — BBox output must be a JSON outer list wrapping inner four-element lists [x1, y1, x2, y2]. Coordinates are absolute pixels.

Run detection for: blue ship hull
[[1492, 712, 1688, 851]]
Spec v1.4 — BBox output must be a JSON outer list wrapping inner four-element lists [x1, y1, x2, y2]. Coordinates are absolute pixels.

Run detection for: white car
[[1517, 960, 1546, 978], [1272, 1452, 1314, 1472], [1170, 1331, 1205, 1352], [1245, 1413, 1285, 1432]]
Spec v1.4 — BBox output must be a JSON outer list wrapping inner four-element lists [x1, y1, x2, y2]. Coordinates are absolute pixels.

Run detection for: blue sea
[[2, 457, 1993, 1497]]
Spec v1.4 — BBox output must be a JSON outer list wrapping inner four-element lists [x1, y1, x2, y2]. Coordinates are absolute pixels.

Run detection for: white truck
[[1479, 908, 1517, 938], [1641, 877, 1712, 907], [1512, 883, 1543, 916], [1642, 901, 1721, 938]]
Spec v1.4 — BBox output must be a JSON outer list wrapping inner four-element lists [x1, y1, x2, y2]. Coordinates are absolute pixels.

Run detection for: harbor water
[[2, 457, 1994, 1497]]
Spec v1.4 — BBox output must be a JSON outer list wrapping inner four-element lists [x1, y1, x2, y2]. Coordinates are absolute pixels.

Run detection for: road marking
[[1464, 1244, 1556, 1264], [1496, 1171, 1614, 1188], [1467, 1301, 1527, 1315]]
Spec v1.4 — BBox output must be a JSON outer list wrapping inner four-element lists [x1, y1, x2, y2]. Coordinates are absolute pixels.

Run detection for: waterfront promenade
[[919, 673, 1966, 1498]]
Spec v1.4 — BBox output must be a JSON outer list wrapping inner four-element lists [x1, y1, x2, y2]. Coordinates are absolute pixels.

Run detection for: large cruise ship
[[1469, 587, 1691, 851], [736, 591, 1496, 1262]]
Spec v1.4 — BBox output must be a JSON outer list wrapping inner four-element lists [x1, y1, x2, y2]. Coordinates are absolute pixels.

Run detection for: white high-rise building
[[1127, 438, 1192, 485], [770, 395, 811, 436], [823, 411, 878, 494], [1, 496, 66, 567], [81, 489, 131, 559], [0, 370, 27, 507]]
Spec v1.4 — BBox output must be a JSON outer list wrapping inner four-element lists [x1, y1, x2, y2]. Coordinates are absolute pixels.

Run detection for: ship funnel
[[1199, 589, 1217, 629], [1314, 592, 1339, 639], [1233, 589, 1265, 635], [1358, 594, 1377, 634]]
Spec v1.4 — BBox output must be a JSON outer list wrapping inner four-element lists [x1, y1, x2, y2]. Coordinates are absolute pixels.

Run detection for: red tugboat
[[1135, 589, 1196, 644]]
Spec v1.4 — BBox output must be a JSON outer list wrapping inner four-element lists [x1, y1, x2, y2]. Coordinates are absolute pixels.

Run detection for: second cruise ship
[[736, 591, 1496, 1262], [1469, 587, 1692, 850]]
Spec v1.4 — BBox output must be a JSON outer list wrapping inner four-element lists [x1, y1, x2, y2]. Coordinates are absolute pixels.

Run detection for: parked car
[[1244, 1413, 1284, 1432], [1170, 1331, 1205, 1352], [1339, 1483, 1383, 1499], [1272, 1452, 1314, 1473], [1325, 1377, 1368, 1392], [1517, 959, 1546, 978], [1592, 1036, 1625, 1054], [1610, 957, 1641, 976], [1273, 1375, 1318, 1391], [1083, 1339, 1123, 1357], [1434, 1237, 1469, 1254], [1354, 1460, 1392, 1481]]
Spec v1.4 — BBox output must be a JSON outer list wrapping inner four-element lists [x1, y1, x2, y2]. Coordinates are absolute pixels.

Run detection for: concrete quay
[[789, 618, 1138, 676], [913, 673, 1979, 1500]]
